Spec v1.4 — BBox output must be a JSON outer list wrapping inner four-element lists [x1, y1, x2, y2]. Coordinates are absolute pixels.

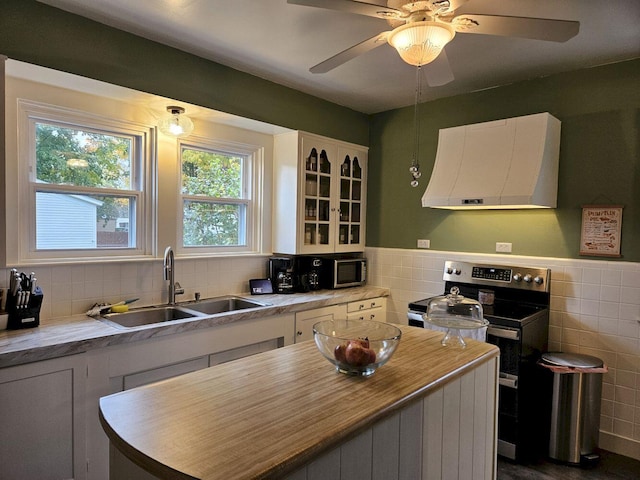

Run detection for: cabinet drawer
[[347, 309, 384, 322], [347, 297, 386, 313]]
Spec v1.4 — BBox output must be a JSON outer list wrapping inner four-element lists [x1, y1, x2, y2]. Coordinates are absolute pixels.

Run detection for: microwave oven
[[326, 258, 367, 289]]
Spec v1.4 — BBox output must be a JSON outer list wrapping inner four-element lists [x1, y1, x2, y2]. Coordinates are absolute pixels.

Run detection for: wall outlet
[[496, 242, 512, 253], [417, 239, 430, 249]]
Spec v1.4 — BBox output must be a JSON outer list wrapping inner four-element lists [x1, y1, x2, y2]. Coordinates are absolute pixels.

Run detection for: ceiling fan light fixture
[[158, 106, 194, 138], [388, 21, 455, 66]]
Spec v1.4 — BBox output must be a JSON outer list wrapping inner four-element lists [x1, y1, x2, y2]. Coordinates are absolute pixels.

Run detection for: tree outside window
[[181, 146, 249, 247], [34, 122, 139, 249]]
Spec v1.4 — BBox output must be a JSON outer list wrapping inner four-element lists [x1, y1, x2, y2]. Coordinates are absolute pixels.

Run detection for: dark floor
[[497, 450, 640, 480]]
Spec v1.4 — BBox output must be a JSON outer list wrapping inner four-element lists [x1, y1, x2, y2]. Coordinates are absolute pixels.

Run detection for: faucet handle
[[174, 282, 185, 296]]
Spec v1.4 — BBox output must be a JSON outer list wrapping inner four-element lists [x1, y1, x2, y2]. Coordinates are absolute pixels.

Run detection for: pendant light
[[158, 106, 194, 138], [409, 65, 423, 188]]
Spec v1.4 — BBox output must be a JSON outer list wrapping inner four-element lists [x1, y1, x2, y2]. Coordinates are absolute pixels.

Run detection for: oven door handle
[[487, 326, 520, 340], [499, 373, 518, 389]]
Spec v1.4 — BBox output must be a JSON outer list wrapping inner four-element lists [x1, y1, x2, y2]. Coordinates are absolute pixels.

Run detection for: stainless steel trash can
[[542, 352, 605, 465]]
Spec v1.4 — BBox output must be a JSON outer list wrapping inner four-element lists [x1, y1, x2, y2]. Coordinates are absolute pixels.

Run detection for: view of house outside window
[[34, 122, 137, 250], [181, 145, 250, 248]]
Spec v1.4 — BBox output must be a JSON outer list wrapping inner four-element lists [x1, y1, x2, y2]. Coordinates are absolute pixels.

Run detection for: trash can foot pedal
[[580, 453, 600, 467]]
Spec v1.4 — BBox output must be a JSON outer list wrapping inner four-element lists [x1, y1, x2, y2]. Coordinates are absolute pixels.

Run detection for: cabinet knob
[[297, 331, 303, 336], [359, 304, 364, 310]]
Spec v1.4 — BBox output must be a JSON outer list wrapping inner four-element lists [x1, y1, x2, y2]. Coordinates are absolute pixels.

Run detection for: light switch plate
[[417, 239, 430, 249], [496, 242, 512, 253]]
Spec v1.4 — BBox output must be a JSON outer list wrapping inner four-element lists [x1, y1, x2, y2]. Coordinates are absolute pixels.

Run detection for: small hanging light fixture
[[409, 65, 423, 188], [158, 106, 194, 138]]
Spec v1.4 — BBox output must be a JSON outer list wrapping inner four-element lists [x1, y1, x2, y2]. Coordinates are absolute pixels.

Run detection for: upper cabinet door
[[335, 147, 367, 253], [273, 132, 368, 255], [299, 135, 338, 254]]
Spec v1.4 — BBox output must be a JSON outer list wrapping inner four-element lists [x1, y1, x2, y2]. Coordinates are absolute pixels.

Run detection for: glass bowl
[[313, 319, 402, 376]]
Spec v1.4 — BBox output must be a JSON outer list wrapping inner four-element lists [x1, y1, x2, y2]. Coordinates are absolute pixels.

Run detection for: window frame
[[17, 99, 155, 262], [177, 137, 264, 256]]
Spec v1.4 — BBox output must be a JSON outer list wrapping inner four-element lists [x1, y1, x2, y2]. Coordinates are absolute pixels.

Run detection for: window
[[18, 100, 154, 261], [179, 140, 262, 253]]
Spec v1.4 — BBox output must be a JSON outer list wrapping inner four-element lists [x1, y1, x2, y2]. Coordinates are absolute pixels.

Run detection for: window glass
[[181, 146, 249, 248], [35, 123, 132, 189], [31, 118, 143, 252]]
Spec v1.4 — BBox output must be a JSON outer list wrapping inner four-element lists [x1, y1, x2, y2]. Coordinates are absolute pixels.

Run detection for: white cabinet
[[347, 297, 387, 323], [274, 131, 368, 254], [295, 304, 348, 342], [0, 354, 87, 480], [86, 314, 295, 480]]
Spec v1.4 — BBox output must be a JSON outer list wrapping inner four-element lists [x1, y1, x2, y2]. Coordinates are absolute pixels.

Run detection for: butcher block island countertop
[[100, 326, 500, 480]]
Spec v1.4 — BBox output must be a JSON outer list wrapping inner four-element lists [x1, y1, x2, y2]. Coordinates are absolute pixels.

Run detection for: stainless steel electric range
[[408, 260, 552, 462]]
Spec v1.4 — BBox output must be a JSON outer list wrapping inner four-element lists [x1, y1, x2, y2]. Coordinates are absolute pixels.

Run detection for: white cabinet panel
[[295, 304, 348, 343], [123, 356, 209, 390], [284, 357, 498, 480], [0, 354, 86, 480]]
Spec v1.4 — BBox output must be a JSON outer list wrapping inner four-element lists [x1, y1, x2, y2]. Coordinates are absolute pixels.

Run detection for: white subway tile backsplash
[[366, 247, 640, 454], [583, 268, 603, 284], [603, 269, 623, 286]]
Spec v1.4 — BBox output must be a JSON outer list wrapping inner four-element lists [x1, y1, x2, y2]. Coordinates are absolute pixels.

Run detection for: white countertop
[[0, 286, 389, 368]]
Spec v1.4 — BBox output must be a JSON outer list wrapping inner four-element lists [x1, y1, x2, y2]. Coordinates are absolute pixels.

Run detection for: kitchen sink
[[100, 306, 201, 329], [98, 296, 270, 329], [179, 296, 271, 315]]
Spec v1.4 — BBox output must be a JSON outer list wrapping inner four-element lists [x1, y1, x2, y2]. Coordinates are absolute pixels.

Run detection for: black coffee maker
[[297, 256, 323, 292], [269, 256, 295, 294]]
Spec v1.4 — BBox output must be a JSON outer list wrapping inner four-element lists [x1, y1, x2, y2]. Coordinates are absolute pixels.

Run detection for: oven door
[[487, 325, 522, 379]]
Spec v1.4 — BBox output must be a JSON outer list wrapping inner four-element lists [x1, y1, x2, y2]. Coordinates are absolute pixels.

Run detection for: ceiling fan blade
[[445, 0, 470, 14], [424, 50, 454, 87], [310, 32, 391, 73], [452, 14, 580, 42], [287, 0, 403, 20]]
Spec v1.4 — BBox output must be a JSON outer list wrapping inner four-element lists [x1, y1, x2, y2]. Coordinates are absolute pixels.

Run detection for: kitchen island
[[100, 326, 499, 480]]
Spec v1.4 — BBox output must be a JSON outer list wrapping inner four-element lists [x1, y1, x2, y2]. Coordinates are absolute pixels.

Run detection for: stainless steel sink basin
[[100, 306, 200, 329], [179, 296, 270, 315], [97, 296, 270, 329]]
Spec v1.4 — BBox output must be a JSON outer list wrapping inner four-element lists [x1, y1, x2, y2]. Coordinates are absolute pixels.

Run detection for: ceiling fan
[[288, 0, 580, 86]]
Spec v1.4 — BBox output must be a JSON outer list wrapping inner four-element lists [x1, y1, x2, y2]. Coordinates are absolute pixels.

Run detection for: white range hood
[[422, 112, 561, 209]]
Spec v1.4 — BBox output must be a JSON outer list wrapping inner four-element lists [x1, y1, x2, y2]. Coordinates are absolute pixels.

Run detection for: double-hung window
[[18, 100, 153, 261], [179, 139, 262, 254]]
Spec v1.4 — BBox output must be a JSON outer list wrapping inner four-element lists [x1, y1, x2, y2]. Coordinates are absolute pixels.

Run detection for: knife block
[[6, 287, 43, 330]]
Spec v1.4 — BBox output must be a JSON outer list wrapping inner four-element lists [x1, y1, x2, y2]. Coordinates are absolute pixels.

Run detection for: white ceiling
[[37, 0, 640, 114]]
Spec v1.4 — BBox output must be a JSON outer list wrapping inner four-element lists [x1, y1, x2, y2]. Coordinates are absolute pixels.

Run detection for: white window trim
[[176, 136, 265, 256], [15, 99, 156, 263]]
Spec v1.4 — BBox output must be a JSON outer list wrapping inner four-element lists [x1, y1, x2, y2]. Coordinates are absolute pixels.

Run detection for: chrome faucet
[[163, 246, 184, 305]]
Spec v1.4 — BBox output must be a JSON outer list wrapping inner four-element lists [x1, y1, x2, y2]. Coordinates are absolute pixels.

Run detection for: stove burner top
[[408, 261, 551, 329]]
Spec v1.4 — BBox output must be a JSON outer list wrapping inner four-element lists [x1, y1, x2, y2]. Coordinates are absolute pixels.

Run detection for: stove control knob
[[523, 274, 533, 283], [534, 276, 544, 285], [446, 267, 453, 274], [453, 268, 461, 275], [513, 273, 522, 282]]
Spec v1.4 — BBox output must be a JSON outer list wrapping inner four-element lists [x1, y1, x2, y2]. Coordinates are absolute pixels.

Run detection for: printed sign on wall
[[579, 205, 623, 257]]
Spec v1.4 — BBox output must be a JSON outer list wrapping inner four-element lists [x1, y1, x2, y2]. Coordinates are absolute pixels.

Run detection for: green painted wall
[[367, 59, 640, 262], [0, 0, 369, 145]]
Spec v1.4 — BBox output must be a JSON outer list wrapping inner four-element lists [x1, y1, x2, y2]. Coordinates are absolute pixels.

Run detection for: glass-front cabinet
[[273, 131, 367, 255]]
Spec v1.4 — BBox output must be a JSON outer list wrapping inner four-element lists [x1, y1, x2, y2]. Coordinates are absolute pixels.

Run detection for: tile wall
[[0, 256, 271, 320], [366, 246, 640, 461]]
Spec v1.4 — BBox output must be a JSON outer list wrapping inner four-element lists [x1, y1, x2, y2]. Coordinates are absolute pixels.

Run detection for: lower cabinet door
[[0, 354, 86, 479], [295, 304, 348, 343]]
